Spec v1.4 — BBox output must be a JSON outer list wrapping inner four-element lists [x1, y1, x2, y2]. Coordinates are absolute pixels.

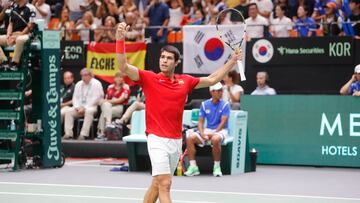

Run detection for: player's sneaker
[[184, 165, 200, 176], [213, 165, 223, 177]]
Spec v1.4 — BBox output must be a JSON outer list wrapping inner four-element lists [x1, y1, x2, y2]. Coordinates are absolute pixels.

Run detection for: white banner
[[183, 25, 246, 74]]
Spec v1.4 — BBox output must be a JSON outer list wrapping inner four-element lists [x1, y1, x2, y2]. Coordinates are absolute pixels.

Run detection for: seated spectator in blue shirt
[[340, 64, 360, 96], [184, 82, 230, 177], [144, 0, 170, 43], [295, 5, 317, 37]]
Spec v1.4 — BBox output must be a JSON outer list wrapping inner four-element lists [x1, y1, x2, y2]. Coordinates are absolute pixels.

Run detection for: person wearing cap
[[349, 0, 360, 39], [251, 71, 277, 95], [340, 64, 360, 96], [184, 82, 231, 177], [322, 2, 342, 36], [312, 0, 338, 21]]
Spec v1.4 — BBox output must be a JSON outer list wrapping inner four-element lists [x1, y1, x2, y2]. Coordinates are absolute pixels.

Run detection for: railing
[[52, 21, 360, 43]]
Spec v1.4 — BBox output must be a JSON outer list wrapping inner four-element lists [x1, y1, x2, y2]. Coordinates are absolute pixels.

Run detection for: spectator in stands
[[134, 0, 148, 16], [322, 2, 342, 36], [117, 87, 145, 125], [312, 0, 337, 22], [47, 0, 64, 18], [75, 11, 97, 43], [294, 5, 317, 37], [184, 82, 230, 177], [144, 0, 170, 43], [57, 6, 74, 40], [233, 0, 249, 20], [168, 0, 184, 29], [251, 71, 276, 95], [245, 3, 269, 39], [289, 0, 315, 21], [32, 0, 51, 27], [251, 0, 274, 18], [349, 0, 360, 38], [270, 5, 292, 37], [180, 0, 204, 25], [124, 12, 145, 41], [0, 0, 34, 70], [186, 9, 205, 25], [63, 68, 104, 140], [95, 16, 116, 42], [80, 0, 98, 25], [60, 71, 75, 123], [222, 70, 243, 110], [96, 72, 130, 138], [205, 0, 227, 24], [271, 0, 291, 19], [340, 64, 360, 96], [66, 0, 86, 22], [118, 0, 137, 22], [96, 0, 118, 24]]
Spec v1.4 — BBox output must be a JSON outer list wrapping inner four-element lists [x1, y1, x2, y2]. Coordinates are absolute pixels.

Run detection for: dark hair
[[227, 70, 240, 84], [299, 5, 310, 13], [277, 5, 287, 12], [160, 45, 181, 61], [248, 3, 258, 9]]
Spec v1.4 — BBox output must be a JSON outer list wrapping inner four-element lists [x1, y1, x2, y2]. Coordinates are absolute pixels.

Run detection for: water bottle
[[176, 162, 183, 176], [10, 120, 16, 131]]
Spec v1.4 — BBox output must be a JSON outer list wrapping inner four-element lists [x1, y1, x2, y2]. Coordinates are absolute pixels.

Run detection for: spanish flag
[[87, 42, 146, 84]]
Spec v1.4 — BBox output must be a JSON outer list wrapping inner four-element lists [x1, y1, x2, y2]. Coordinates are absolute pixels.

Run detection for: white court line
[[0, 182, 359, 201], [0, 192, 215, 203]]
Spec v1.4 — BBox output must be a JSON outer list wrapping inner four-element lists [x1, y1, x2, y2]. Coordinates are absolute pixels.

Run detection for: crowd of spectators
[[0, 0, 358, 44]]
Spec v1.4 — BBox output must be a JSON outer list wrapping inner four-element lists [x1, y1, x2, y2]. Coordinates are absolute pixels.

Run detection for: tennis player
[[116, 22, 241, 203]]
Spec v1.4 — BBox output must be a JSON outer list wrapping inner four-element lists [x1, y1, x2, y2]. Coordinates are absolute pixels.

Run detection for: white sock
[[214, 161, 220, 167], [190, 160, 197, 167]]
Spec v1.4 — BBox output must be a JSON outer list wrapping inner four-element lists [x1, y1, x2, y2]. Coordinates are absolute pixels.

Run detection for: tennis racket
[[216, 8, 247, 81]]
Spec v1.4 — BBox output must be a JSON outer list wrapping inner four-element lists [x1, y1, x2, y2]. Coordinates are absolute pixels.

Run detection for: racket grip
[[237, 60, 246, 81]]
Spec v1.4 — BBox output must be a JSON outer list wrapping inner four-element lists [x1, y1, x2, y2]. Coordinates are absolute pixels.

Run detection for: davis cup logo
[[252, 39, 274, 63], [204, 38, 224, 61]]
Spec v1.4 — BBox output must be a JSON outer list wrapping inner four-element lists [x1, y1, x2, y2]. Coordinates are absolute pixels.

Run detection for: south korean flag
[[183, 25, 245, 74]]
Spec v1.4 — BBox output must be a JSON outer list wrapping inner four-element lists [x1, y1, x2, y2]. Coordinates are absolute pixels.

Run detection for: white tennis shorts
[[147, 134, 182, 176], [186, 128, 228, 147]]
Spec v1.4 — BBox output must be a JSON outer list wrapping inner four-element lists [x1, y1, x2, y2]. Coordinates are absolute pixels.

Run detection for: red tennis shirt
[[137, 69, 200, 139]]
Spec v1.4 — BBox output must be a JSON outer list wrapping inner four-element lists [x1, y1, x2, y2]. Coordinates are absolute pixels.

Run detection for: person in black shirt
[[60, 71, 75, 123], [349, 0, 360, 38], [232, 0, 248, 21], [0, 0, 34, 70]]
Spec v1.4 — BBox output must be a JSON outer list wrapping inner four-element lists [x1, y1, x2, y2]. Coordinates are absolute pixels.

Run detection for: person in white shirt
[[66, 0, 86, 22], [270, 5, 292, 37], [250, 0, 273, 18], [168, 0, 184, 28], [245, 3, 269, 39], [222, 70, 244, 109], [76, 11, 97, 43], [32, 0, 51, 27], [251, 71, 276, 95], [64, 68, 104, 140]]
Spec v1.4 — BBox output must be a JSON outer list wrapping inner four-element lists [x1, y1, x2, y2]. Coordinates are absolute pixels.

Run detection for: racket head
[[215, 8, 247, 51]]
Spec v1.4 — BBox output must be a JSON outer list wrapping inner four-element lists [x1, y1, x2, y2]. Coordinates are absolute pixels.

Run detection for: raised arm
[[195, 51, 242, 89], [340, 75, 355, 95], [116, 22, 140, 81]]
